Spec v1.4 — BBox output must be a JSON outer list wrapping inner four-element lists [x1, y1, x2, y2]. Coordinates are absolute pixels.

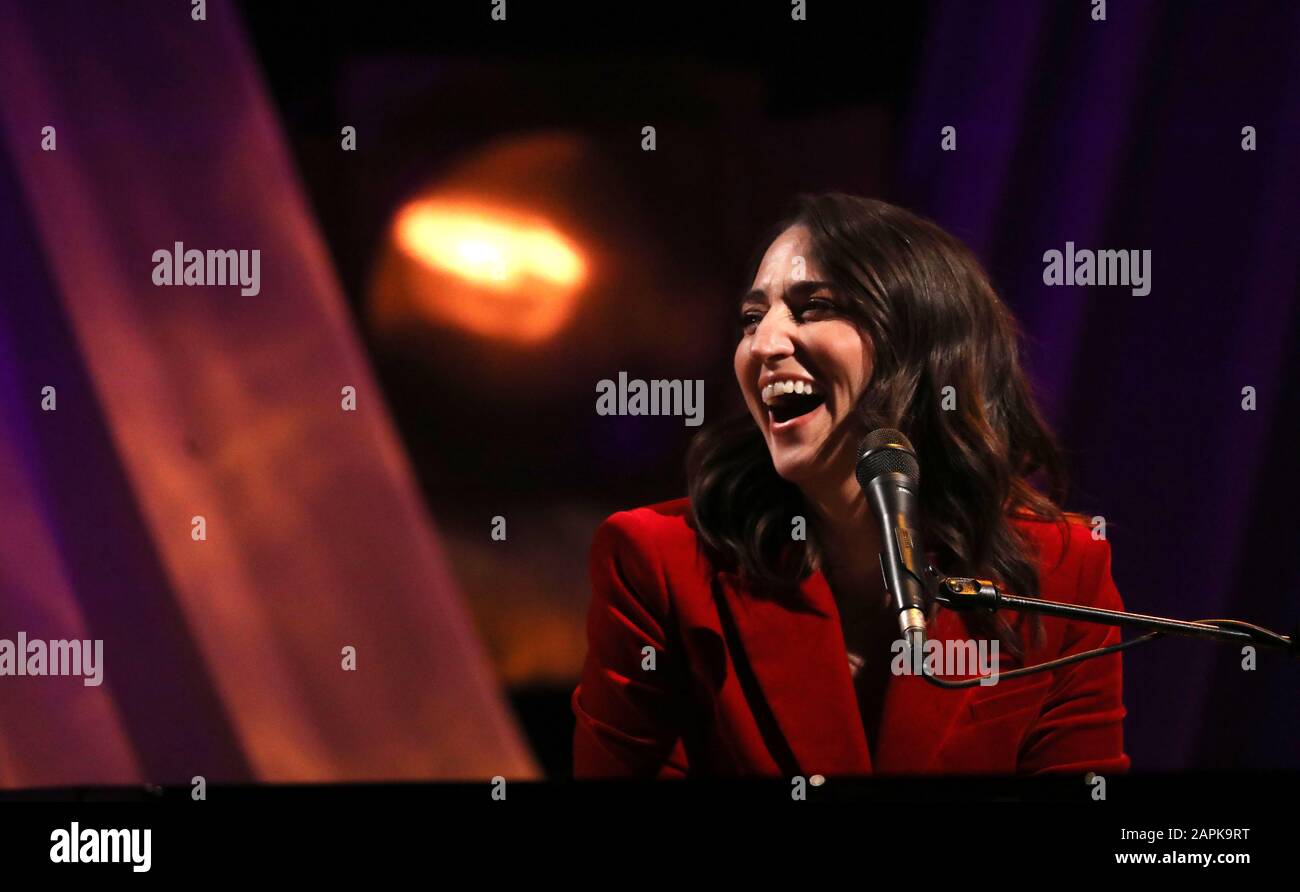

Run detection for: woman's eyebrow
[[739, 280, 833, 309], [787, 279, 834, 297]]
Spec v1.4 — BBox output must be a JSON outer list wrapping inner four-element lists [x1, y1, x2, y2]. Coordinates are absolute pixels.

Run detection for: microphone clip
[[934, 575, 1003, 612]]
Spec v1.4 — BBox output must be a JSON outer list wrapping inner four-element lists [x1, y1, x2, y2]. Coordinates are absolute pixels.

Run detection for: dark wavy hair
[[686, 193, 1072, 657]]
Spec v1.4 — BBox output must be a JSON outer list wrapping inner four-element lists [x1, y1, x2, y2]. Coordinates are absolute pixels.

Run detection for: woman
[[571, 194, 1129, 778]]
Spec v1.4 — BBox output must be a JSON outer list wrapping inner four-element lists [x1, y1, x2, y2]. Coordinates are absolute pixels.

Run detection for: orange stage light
[[386, 199, 588, 343]]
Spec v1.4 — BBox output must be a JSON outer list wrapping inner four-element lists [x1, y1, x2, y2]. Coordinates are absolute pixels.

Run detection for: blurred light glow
[[387, 199, 588, 343], [395, 200, 585, 288]]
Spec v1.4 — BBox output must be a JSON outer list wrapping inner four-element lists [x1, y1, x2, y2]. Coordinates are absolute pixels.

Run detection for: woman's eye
[[799, 298, 836, 317], [737, 299, 835, 333]]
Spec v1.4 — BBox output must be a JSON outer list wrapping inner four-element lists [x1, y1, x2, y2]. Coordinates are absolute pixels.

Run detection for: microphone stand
[[914, 573, 1297, 688]]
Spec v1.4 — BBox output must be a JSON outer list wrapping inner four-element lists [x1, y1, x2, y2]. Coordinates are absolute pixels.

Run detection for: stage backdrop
[[0, 0, 1295, 785], [896, 0, 1299, 770], [0, 0, 537, 787]]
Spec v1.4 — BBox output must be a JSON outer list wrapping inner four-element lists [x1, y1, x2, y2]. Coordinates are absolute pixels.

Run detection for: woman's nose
[[750, 306, 796, 362]]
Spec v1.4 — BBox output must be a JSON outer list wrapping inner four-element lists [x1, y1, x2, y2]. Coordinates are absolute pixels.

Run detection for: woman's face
[[734, 224, 874, 487]]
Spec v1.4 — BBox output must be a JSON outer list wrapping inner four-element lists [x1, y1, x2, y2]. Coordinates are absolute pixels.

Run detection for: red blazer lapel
[[715, 566, 982, 776], [714, 569, 873, 776], [872, 607, 984, 773]]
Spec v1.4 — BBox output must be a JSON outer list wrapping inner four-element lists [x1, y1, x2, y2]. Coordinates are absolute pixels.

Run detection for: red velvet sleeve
[[1019, 533, 1132, 775], [571, 512, 689, 778]]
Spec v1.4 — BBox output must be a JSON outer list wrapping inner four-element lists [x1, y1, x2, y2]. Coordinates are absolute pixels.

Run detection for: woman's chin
[[770, 450, 819, 484], [767, 426, 858, 486]]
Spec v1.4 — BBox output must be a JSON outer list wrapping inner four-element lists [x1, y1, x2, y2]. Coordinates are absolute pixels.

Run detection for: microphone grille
[[855, 428, 919, 484]]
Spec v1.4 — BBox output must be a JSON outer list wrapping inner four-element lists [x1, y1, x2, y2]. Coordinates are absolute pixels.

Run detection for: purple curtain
[[898, 0, 1300, 770]]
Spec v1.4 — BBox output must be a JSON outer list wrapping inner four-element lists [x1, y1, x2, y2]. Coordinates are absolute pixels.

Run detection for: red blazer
[[572, 497, 1130, 778]]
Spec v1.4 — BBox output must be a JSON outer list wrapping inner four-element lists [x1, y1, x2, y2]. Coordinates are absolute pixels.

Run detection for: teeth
[[761, 379, 819, 405]]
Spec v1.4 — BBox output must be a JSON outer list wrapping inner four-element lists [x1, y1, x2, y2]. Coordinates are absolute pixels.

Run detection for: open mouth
[[767, 390, 827, 425]]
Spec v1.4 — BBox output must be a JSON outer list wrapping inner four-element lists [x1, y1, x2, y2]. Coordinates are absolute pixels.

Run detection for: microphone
[[855, 428, 931, 660]]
